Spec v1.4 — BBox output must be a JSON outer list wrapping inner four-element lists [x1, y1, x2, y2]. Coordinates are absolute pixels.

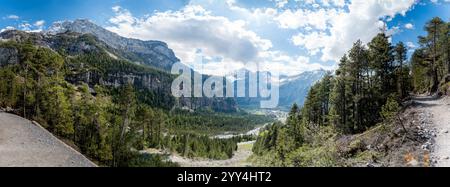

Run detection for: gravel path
[[413, 96, 450, 167], [0, 112, 96, 167]]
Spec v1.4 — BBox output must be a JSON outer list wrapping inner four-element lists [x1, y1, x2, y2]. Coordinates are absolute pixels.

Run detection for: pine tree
[[286, 103, 303, 146], [330, 55, 351, 133], [419, 17, 445, 92], [395, 42, 408, 98], [369, 33, 395, 100], [113, 83, 137, 166], [347, 40, 370, 132]]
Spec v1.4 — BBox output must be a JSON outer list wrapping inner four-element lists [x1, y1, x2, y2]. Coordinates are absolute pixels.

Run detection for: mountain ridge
[[231, 68, 327, 109], [0, 29, 238, 112], [47, 19, 180, 71]]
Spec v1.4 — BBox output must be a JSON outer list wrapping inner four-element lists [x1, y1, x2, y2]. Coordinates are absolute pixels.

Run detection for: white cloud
[[102, 0, 450, 76], [107, 5, 272, 64], [275, 0, 289, 8], [285, 0, 416, 62], [107, 6, 262, 74], [34, 20, 45, 27], [258, 51, 333, 75], [300, 0, 347, 8], [405, 23, 414, 29], [292, 31, 328, 55], [106, 5, 330, 76], [0, 26, 15, 32], [6, 15, 19, 20], [406, 41, 417, 49], [18, 23, 32, 30], [430, 0, 450, 4], [274, 8, 340, 30], [17, 20, 45, 33]]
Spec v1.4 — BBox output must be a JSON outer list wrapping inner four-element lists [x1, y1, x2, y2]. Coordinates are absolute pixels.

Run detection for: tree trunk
[[431, 67, 439, 93]]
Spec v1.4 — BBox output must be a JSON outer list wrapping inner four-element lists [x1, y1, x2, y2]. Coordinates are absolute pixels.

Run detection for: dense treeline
[[161, 134, 253, 159], [411, 17, 450, 94], [168, 109, 273, 135], [253, 32, 413, 166], [0, 41, 269, 166], [253, 17, 450, 167]]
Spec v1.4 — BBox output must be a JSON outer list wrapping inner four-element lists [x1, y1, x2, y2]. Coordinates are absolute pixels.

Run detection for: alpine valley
[[0, 19, 319, 166]]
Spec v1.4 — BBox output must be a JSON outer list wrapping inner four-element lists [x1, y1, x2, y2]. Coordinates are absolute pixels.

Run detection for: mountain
[[0, 28, 237, 112], [1, 19, 326, 111], [47, 19, 179, 71], [232, 69, 327, 109], [278, 70, 327, 107]]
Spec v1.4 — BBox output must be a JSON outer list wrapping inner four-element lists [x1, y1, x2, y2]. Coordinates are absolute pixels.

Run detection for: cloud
[[274, 0, 289, 8], [405, 23, 414, 29], [0, 26, 15, 32], [296, 0, 347, 8], [274, 8, 340, 30], [107, 5, 271, 64], [17, 20, 45, 32], [406, 41, 417, 49], [258, 51, 333, 75], [34, 20, 45, 27], [18, 23, 32, 30], [105, 3, 346, 76], [430, 0, 450, 4], [283, 0, 416, 62], [6, 15, 19, 20], [292, 31, 328, 55]]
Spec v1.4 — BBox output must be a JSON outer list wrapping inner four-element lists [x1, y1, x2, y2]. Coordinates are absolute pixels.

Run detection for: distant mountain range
[[279, 70, 327, 107], [233, 69, 327, 109], [1, 19, 327, 110], [0, 20, 237, 112]]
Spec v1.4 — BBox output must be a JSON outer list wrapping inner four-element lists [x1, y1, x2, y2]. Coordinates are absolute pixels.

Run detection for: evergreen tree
[[395, 42, 409, 98], [419, 17, 445, 92]]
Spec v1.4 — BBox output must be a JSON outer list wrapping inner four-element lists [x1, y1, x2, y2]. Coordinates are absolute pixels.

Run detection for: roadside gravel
[[0, 112, 96, 167]]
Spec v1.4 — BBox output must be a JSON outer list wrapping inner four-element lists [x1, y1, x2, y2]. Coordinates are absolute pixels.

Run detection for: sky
[[1, 0, 450, 76]]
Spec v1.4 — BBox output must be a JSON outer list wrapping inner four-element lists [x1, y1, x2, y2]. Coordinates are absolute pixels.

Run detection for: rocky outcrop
[[0, 47, 19, 67]]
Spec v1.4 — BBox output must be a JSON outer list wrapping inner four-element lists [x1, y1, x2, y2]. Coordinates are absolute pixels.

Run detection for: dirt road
[[413, 96, 450, 167], [0, 112, 96, 167]]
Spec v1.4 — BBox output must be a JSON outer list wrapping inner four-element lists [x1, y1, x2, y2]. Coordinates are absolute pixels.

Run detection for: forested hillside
[[0, 31, 271, 167], [251, 17, 450, 167]]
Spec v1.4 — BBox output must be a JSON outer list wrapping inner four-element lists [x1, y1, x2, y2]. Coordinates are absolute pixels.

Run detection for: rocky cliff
[[47, 19, 179, 71]]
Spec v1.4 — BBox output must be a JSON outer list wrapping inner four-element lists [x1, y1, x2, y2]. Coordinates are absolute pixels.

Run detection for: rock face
[[47, 19, 180, 71], [0, 47, 19, 67]]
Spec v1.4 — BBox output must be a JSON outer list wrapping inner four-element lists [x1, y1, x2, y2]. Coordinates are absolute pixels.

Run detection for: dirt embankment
[[0, 112, 96, 167], [336, 95, 449, 167]]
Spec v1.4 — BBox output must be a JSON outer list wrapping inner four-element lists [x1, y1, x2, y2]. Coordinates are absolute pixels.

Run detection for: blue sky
[[1, 0, 450, 76]]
